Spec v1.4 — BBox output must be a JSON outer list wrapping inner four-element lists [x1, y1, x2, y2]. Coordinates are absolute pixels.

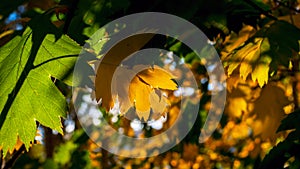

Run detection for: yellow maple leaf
[[226, 38, 262, 77], [129, 75, 152, 120], [93, 32, 178, 121], [129, 66, 177, 121], [95, 33, 155, 110], [135, 65, 178, 90], [96, 64, 177, 121]]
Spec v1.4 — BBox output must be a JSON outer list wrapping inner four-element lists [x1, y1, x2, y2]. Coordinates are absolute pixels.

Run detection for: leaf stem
[[63, 0, 80, 34], [292, 57, 299, 108]]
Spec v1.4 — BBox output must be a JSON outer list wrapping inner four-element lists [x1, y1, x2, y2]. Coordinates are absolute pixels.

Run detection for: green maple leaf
[[0, 20, 81, 155]]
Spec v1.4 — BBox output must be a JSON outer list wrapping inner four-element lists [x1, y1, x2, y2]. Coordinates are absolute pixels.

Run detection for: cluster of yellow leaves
[[222, 17, 300, 88], [222, 25, 273, 87]]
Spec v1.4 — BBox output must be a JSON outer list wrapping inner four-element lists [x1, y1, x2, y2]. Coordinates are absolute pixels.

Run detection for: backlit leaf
[[136, 65, 177, 90], [95, 34, 155, 111], [149, 90, 170, 120], [129, 75, 152, 120], [96, 64, 177, 121], [249, 83, 291, 141], [0, 27, 80, 156], [223, 20, 300, 87], [94, 33, 178, 120]]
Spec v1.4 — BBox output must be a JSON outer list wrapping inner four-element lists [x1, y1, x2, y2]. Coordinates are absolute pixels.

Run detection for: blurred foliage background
[[1, 0, 300, 168]]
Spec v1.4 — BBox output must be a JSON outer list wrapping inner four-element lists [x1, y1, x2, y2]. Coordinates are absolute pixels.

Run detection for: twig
[[273, 0, 300, 13], [292, 57, 299, 108], [0, 30, 14, 39], [244, 0, 278, 20], [63, 0, 79, 34], [287, 0, 296, 24]]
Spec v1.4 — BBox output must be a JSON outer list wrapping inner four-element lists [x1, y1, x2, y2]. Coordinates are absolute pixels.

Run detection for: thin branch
[[286, 0, 295, 25], [273, 0, 300, 13], [244, 0, 278, 20], [292, 57, 299, 108], [63, 0, 80, 34]]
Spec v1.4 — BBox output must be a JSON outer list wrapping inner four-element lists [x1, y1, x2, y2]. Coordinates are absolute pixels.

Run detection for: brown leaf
[[149, 90, 169, 120], [95, 64, 116, 110]]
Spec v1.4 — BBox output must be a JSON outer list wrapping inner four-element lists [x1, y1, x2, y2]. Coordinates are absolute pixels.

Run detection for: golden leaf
[[129, 66, 177, 121], [135, 65, 177, 90], [93, 32, 178, 120], [96, 63, 177, 121], [226, 38, 262, 77], [95, 33, 155, 110], [129, 75, 152, 120], [251, 56, 272, 88]]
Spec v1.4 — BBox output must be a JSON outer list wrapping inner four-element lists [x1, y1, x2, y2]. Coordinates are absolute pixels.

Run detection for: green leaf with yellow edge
[[0, 27, 80, 156]]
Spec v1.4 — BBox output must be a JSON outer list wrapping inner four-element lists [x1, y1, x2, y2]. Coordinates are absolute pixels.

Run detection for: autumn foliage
[[1, 0, 300, 169]]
